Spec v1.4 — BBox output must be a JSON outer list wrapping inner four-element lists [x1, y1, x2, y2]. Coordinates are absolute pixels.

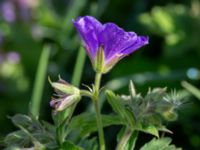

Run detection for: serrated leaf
[[4, 130, 30, 147], [140, 138, 181, 150], [60, 141, 83, 150], [106, 90, 136, 128], [6, 114, 56, 148], [106, 90, 126, 117], [69, 113, 125, 137], [10, 114, 32, 129]]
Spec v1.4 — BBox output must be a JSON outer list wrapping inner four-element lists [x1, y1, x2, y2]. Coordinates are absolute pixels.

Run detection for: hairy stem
[[93, 73, 105, 150]]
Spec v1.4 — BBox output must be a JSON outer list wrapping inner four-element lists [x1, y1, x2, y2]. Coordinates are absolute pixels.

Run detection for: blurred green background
[[0, 0, 200, 149]]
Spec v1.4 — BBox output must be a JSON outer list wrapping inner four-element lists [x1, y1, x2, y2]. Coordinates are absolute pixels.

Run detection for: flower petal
[[103, 34, 148, 72], [98, 23, 125, 59], [98, 23, 139, 61], [56, 95, 79, 111], [73, 16, 102, 59], [121, 36, 149, 55]]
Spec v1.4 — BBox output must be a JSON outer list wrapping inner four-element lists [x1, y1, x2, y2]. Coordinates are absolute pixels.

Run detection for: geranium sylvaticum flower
[[49, 78, 81, 111], [73, 16, 149, 73]]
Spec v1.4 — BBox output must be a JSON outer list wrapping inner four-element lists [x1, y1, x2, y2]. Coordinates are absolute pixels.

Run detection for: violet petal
[[121, 36, 149, 54], [73, 16, 102, 60]]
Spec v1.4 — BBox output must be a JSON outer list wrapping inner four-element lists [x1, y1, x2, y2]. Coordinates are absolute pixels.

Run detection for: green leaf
[[41, 121, 56, 135], [79, 138, 98, 150], [60, 141, 83, 150], [10, 114, 32, 129], [6, 114, 56, 149], [69, 113, 125, 137], [140, 138, 182, 150], [157, 126, 173, 134], [4, 130, 30, 147], [106, 90, 125, 116], [137, 124, 159, 137], [106, 90, 136, 128]]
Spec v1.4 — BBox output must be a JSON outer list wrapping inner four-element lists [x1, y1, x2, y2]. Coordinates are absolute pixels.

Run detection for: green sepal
[[51, 82, 79, 95], [94, 46, 105, 73]]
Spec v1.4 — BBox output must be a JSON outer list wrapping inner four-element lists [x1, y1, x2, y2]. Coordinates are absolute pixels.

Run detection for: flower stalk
[[93, 72, 105, 150]]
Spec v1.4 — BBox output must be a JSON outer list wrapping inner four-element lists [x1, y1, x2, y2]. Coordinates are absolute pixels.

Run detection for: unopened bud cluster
[[49, 78, 81, 112]]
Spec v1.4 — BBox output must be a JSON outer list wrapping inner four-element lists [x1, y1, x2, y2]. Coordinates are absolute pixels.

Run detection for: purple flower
[[0, 0, 35, 23], [73, 16, 149, 73], [7, 51, 20, 64], [1, 1, 16, 23]]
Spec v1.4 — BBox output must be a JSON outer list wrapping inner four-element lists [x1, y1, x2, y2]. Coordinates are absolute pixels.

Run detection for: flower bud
[[162, 109, 178, 121], [50, 79, 79, 95], [49, 78, 81, 111], [50, 94, 80, 111]]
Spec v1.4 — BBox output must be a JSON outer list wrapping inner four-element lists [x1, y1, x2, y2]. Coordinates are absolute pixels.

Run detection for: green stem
[[80, 90, 93, 97], [94, 72, 102, 95], [93, 73, 105, 150], [72, 46, 86, 86], [30, 45, 51, 119], [116, 128, 132, 150]]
